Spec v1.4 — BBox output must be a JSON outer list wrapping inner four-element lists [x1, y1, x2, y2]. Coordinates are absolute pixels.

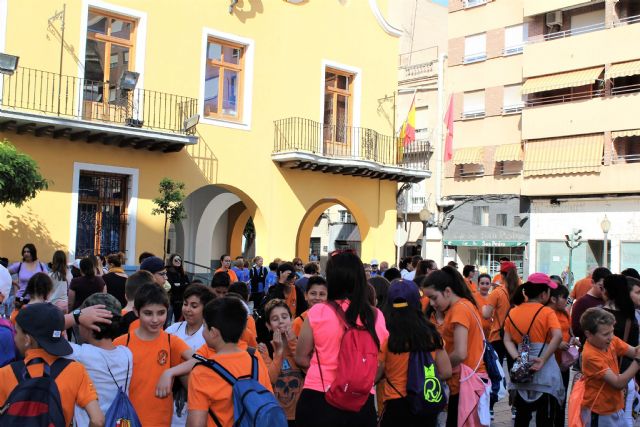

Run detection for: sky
[[431, 0, 448, 6]]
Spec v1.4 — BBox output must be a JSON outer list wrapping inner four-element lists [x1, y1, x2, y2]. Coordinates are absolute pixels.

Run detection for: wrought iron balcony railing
[[273, 117, 431, 170], [0, 66, 198, 135]]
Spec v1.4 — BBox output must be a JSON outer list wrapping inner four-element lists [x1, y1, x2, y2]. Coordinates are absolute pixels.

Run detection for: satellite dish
[[394, 228, 409, 247]]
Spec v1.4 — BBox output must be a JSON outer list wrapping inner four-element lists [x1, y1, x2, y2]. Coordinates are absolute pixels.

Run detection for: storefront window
[[621, 242, 640, 271]]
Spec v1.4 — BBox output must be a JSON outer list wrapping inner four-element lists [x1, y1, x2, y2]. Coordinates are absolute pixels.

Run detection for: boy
[[114, 283, 193, 426], [186, 297, 272, 427], [265, 261, 279, 291], [118, 270, 155, 335], [211, 271, 230, 299], [580, 307, 640, 426], [0, 303, 104, 426], [292, 276, 327, 336]]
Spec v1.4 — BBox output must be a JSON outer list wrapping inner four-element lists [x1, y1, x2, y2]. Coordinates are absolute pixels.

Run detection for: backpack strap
[[247, 347, 259, 380], [126, 331, 131, 346], [505, 305, 545, 337], [9, 360, 25, 382], [192, 353, 237, 385], [49, 358, 73, 379], [385, 378, 405, 399]]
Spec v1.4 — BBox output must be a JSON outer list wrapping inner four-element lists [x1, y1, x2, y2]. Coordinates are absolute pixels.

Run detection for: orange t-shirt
[[292, 310, 308, 336], [465, 277, 477, 293], [442, 298, 486, 395], [486, 285, 510, 342], [189, 350, 273, 426], [492, 273, 502, 285], [503, 303, 561, 344], [473, 292, 492, 337], [554, 309, 571, 364], [570, 276, 592, 300], [0, 349, 97, 426], [420, 295, 430, 313], [240, 324, 258, 348], [215, 268, 238, 283], [581, 336, 629, 415], [284, 284, 297, 316], [113, 330, 190, 426]]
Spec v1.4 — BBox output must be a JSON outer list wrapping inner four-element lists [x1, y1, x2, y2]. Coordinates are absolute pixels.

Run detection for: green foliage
[[0, 139, 48, 207], [151, 177, 186, 254]]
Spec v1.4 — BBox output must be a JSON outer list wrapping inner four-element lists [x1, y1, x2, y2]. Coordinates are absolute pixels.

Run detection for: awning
[[494, 143, 523, 162], [453, 147, 484, 165], [612, 129, 640, 139], [335, 224, 361, 242], [522, 66, 604, 95], [606, 60, 640, 80], [523, 134, 604, 177], [443, 240, 528, 247]]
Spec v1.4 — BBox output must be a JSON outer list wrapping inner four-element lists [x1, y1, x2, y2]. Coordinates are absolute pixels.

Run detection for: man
[[403, 255, 422, 281], [295, 262, 319, 292], [140, 256, 169, 289], [379, 261, 389, 275], [569, 266, 597, 301], [462, 264, 477, 292], [370, 259, 380, 277], [570, 267, 612, 344]]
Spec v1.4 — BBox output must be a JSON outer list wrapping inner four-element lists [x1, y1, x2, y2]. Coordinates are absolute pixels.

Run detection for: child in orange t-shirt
[[257, 299, 304, 422], [379, 279, 451, 427], [292, 276, 328, 336], [473, 273, 492, 338], [579, 307, 640, 425], [113, 283, 193, 427], [187, 297, 274, 427], [422, 266, 487, 427]]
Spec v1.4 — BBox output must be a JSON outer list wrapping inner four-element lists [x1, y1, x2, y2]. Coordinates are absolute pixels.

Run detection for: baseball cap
[[140, 256, 165, 274], [370, 259, 379, 266], [387, 279, 421, 310], [16, 303, 72, 356], [500, 261, 517, 273], [527, 272, 558, 289]]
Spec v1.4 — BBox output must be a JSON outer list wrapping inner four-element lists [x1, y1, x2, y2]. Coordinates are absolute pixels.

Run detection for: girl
[[68, 257, 106, 311], [474, 273, 492, 338], [379, 279, 452, 427], [292, 276, 328, 336], [259, 299, 303, 426], [8, 243, 48, 298], [11, 272, 53, 324], [503, 273, 564, 427], [422, 266, 486, 427], [166, 253, 190, 323], [48, 250, 72, 312], [102, 253, 128, 308]]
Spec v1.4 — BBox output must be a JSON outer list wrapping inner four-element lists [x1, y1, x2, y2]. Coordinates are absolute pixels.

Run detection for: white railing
[[502, 104, 524, 114], [462, 109, 486, 119], [463, 52, 487, 64], [503, 45, 524, 56]]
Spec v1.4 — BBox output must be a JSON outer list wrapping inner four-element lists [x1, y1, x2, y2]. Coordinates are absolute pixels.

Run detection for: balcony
[[0, 67, 198, 152], [272, 117, 431, 183]]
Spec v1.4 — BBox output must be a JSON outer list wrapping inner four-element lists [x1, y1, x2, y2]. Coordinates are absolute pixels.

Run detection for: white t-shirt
[[165, 321, 205, 427], [405, 270, 416, 280], [69, 343, 133, 427], [0, 265, 11, 300]]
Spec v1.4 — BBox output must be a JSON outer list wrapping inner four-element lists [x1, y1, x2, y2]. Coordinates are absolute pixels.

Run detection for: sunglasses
[[295, 263, 303, 266]]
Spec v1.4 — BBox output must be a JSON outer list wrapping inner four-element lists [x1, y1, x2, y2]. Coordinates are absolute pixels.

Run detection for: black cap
[[16, 303, 72, 356]]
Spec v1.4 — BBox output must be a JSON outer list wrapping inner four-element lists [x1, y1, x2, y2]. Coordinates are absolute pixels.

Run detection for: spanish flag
[[400, 95, 416, 147]]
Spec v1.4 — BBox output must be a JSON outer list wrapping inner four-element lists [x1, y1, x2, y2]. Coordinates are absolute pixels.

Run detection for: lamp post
[[418, 206, 432, 259], [601, 215, 611, 268]]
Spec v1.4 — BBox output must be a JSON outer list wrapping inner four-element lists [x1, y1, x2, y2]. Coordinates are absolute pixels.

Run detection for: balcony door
[[323, 69, 353, 156]]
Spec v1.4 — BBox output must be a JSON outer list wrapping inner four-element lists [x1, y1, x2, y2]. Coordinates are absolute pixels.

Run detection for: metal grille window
[[339, 210, 354, 224], [75, 171, 128, 257], [496, 214, 508, 227]]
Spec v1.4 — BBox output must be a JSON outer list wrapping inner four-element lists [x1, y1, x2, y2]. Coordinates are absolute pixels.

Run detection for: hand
[[257, 343, 269, 355], [278, 271, 291, 284], [529, 357, 544, 372], [155, 370, 174, 398], [559, 341, 570, 351], [282, 326, 295, 342], [272, 331, 284, 356], [79, 305, 113, 332]]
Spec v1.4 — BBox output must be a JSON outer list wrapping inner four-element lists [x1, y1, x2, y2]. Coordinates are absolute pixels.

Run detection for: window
[[472, 206, 489, 226], [498, 160, 523, 175], [339, 210, 354, 223], [570, 9, 605, 34], [613, 136, 640, 164], [514, 215, 522, 226], [621, 242, 640, 272], [323, 68, 354, 152], [203, 38, 244, 120], [464, 33, 486, 63], [503, 84, 524, 113], [463, 90, 485, 118], [464, 0, 487, 8], [83, 11, 135, 106], [75, 171, 129, 257], [504, 24, 526, 55], [496, 214, 508, 227]]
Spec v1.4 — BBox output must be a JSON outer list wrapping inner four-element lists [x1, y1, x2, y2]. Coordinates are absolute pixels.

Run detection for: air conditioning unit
[[546, 11, 563, 27]]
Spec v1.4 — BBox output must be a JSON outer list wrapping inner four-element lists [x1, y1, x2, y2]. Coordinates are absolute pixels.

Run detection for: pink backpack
[[316, 301, 378, 412]]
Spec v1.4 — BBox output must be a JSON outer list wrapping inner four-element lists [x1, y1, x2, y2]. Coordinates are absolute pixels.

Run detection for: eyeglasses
[[156, 271, 168, 277], [295, 263, 303, 266], [329, 249, 356, 257], [173, 258, 182, 263]]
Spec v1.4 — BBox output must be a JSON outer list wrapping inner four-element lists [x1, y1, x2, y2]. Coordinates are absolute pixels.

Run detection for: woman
[[8, 243, 48, 298], [295, 251, 389, 427], [69, 257, 106, 311], [102, 253, 128, 308], [166, 253, 190, 323], [293, 257, 304, 279], [48, 250, 72, 312], [88, 254, 104, 276], [215, 254, 238, 283]]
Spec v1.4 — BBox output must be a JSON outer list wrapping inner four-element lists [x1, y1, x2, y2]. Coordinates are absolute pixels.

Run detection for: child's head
[[277, 262, 297, 284], [305, 276, 328, 307], [140, 256, 168, 286], [182, 283, 215, 327], [80, 257, 96, 278], [581, 307, 616, 349], [368, 276, 389, 308], [548, 283, 569, 311], [25, 272, 53, 301], [203, 297, 247, 347], [264, 299, 292, 334], [134, 283, 169, 333], [125, 270, 155, 303], [477, 273, 491, 295], [80, 293, 123, 342], [211, 271, 230, 298], [383, 267, 402, 282], [228, 282, 250, 302], [628, 277, 640, 309], [268, 261, 278, 272], [15, 302, 71, 356], [603, 274, 636, 319], [422, 266, 477, 312], [106, 252, 124, 268], [303, 262, 319, 276], [511, 273, 557, 305]]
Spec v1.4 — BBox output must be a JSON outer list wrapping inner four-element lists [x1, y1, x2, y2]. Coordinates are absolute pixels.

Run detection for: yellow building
[[0, 0, 429, 272], [445, 0, 640, 276]]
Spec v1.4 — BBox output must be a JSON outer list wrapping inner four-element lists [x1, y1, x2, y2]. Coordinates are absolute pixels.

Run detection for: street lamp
[[601, 215, 611, 269], [418, 206, 432, 259]]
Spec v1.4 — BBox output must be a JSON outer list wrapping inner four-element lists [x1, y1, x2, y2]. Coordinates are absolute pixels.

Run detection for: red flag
[[401, 95, 416, 148], [443, 95, 454, 162]]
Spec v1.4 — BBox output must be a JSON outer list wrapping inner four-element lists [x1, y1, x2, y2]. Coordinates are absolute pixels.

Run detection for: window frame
[[323, 67, 355, 141], [203, 37, 245, 122], [463, 90, 486, 119], [463, 33, 487, 64]]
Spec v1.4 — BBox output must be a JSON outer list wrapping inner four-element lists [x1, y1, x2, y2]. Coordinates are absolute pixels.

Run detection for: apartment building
[[0, 0, 424, 269], [445, 0, 640, 277]]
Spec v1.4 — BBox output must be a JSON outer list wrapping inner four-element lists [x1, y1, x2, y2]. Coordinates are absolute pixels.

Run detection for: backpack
[[317, 301, 379, 412], [102, 354, 141, 427], [507, 305, 546, 384], [0, 357, 71, 427], [483, 341, 506, 400], [193, 349, 287, 427], [0, 318, 17, 367], [387, 350, 447, 416]]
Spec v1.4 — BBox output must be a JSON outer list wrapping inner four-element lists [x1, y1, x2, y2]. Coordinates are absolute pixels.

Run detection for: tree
[[0, 139, 48, 207], [151, 178, 186, 255]]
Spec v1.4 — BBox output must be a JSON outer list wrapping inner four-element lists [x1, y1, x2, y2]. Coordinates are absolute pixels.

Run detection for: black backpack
[[0, 357, 71, 427]]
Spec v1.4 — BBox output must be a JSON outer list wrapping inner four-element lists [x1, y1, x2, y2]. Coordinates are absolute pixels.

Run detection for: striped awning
[[606, 60, 640, 80], [494, 143, 523, 162], [453, 147, 484, 165], [612, 129, 640, 139], [522, 66, 604, 95], [523, 134, 604, 177]]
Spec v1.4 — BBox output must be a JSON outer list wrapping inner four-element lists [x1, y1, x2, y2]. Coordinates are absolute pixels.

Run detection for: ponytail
[[423, 266, 477, 307]]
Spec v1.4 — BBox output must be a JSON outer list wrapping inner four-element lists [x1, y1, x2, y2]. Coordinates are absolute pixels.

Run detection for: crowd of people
[[1, 243, 640, 427]]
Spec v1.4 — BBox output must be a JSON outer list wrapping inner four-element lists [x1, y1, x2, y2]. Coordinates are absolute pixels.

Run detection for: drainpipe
[[435, 52, 455, 211]]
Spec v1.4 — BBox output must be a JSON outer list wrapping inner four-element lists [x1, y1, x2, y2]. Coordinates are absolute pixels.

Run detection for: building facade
[[0, 0, 427, 271]]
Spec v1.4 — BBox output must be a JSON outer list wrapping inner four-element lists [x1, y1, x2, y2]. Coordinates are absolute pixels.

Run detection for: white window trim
[[0, 0, 8, 101], [77, 1, 148, 118], [69, 162, 139, 264], [199, 27, 255, 131]]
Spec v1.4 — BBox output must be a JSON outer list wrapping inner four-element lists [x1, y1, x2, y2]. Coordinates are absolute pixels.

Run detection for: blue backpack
[[103, 358, 141, 427], [0, 319, 17, 367], [483, 340, 506, 400], [193, 349, 287, 427], [0, 357, 71, 427]]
